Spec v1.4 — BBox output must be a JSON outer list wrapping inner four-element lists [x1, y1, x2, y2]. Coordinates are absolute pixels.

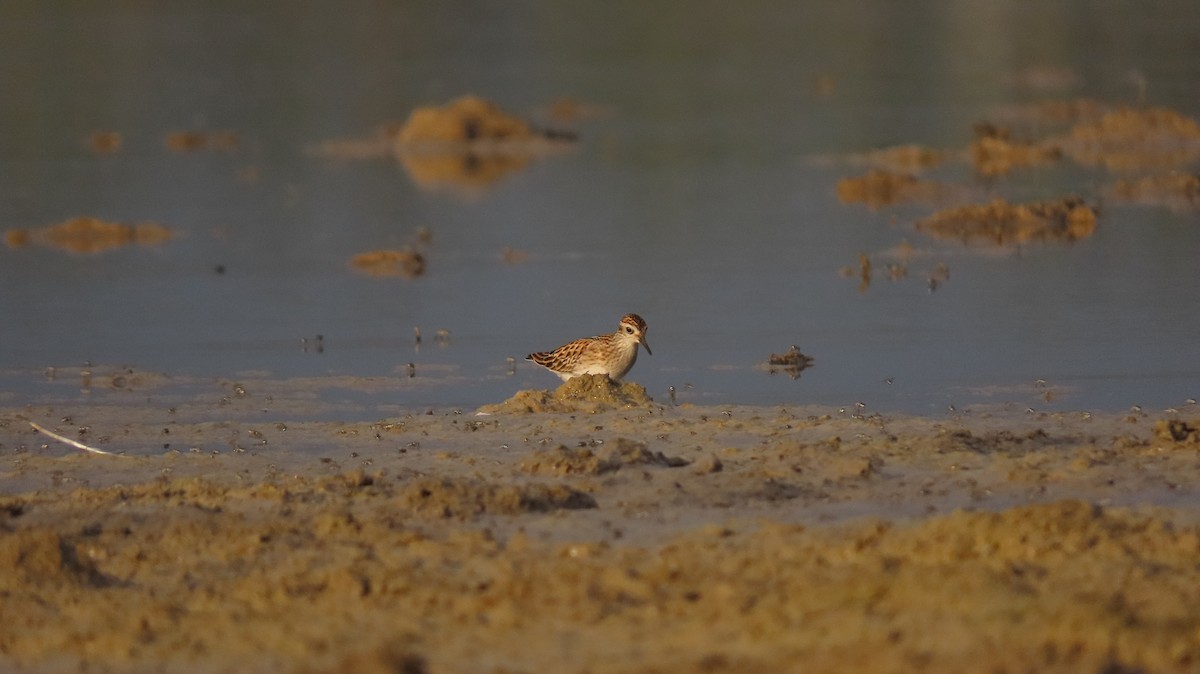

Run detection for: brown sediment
[[835, 170, 950, 209], [87, 131, 123, 154], [4, 217, 173, 254], [1108, 172, 1200, 210], [397, 95, 535, 146], [501, 246, 529, 264], [164, 130, 240, 152], [1054, 106, 1200, 170], [857, 144, 947, 172], [350, 248, 426, 278], [478, 374, 655, 414], [915, 197, 1097, 247], [969, 123, 1062, 176]]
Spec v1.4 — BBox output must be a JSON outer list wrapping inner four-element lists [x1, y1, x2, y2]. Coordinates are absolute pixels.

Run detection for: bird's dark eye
[[625, 327, 633, 333]]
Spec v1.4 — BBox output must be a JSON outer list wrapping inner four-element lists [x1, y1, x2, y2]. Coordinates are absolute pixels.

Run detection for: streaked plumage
[[526, 314, 651, 382]]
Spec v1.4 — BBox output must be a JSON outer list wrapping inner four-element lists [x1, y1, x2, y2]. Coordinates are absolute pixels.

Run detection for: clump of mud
[[350, 248, 426, 278], [396, 95, 535, 146], [836, 170, 949, 209], [398, 477, 596, 518], [1154, 419, 1200, 445], [479, 374, 654, 414], [915, 197, 1097, 247], [5, 217, 173, 254], [521, 438, 689, 476], [1109, 172, 1200, 210], [1055, 106, 1200, 170], [756, 346, 815, 379], [969, 123, 1062, 176], [164, 130, 239, 152], [855, 144, 947, 172]]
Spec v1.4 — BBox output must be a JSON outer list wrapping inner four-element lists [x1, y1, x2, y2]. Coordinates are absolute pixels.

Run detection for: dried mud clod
[[915, 197, 1097, 248], [757, 346, 815, 379], [521, 438, 689, 476], [478, 374, 654, 415], [398, 477, 597, 519], [5, 217, 173, 254]]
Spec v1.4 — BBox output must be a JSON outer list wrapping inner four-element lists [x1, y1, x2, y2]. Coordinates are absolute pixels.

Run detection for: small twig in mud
[[29, 422, 124, 457]]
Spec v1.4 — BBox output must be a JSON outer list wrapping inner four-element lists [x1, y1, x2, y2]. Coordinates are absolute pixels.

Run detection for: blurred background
[[1, 1, 1198, 414]]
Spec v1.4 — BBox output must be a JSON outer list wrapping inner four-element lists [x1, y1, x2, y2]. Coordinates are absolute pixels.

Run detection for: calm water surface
[[2, 2, 1199, 415]]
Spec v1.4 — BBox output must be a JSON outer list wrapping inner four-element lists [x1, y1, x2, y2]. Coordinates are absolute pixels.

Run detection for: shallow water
[[2, 2, 1200, 415]]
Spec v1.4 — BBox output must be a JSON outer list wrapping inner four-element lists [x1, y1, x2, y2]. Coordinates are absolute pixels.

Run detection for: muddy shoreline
[[3, 380, 1199, 673]]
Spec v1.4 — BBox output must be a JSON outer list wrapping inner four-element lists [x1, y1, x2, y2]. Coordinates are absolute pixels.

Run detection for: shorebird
[[526, 314, 651, 382]]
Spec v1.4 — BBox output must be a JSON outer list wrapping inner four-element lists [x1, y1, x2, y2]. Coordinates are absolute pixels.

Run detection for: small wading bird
[[526, 314, 651, 382]]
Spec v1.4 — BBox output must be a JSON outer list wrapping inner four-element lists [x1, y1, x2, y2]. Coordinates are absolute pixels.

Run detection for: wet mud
[[3, 377, 1200, 673]]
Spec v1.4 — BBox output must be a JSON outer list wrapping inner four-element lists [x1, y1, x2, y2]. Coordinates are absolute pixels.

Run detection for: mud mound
[[479, 374, 654, 414], [915, 197, 1097, 247], [395, 95, 573, 192], [969, 123, 1062, 176]]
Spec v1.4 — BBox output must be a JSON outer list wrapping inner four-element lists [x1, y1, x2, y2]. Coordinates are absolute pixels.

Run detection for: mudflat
[[2, 376, 1199, 673]]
